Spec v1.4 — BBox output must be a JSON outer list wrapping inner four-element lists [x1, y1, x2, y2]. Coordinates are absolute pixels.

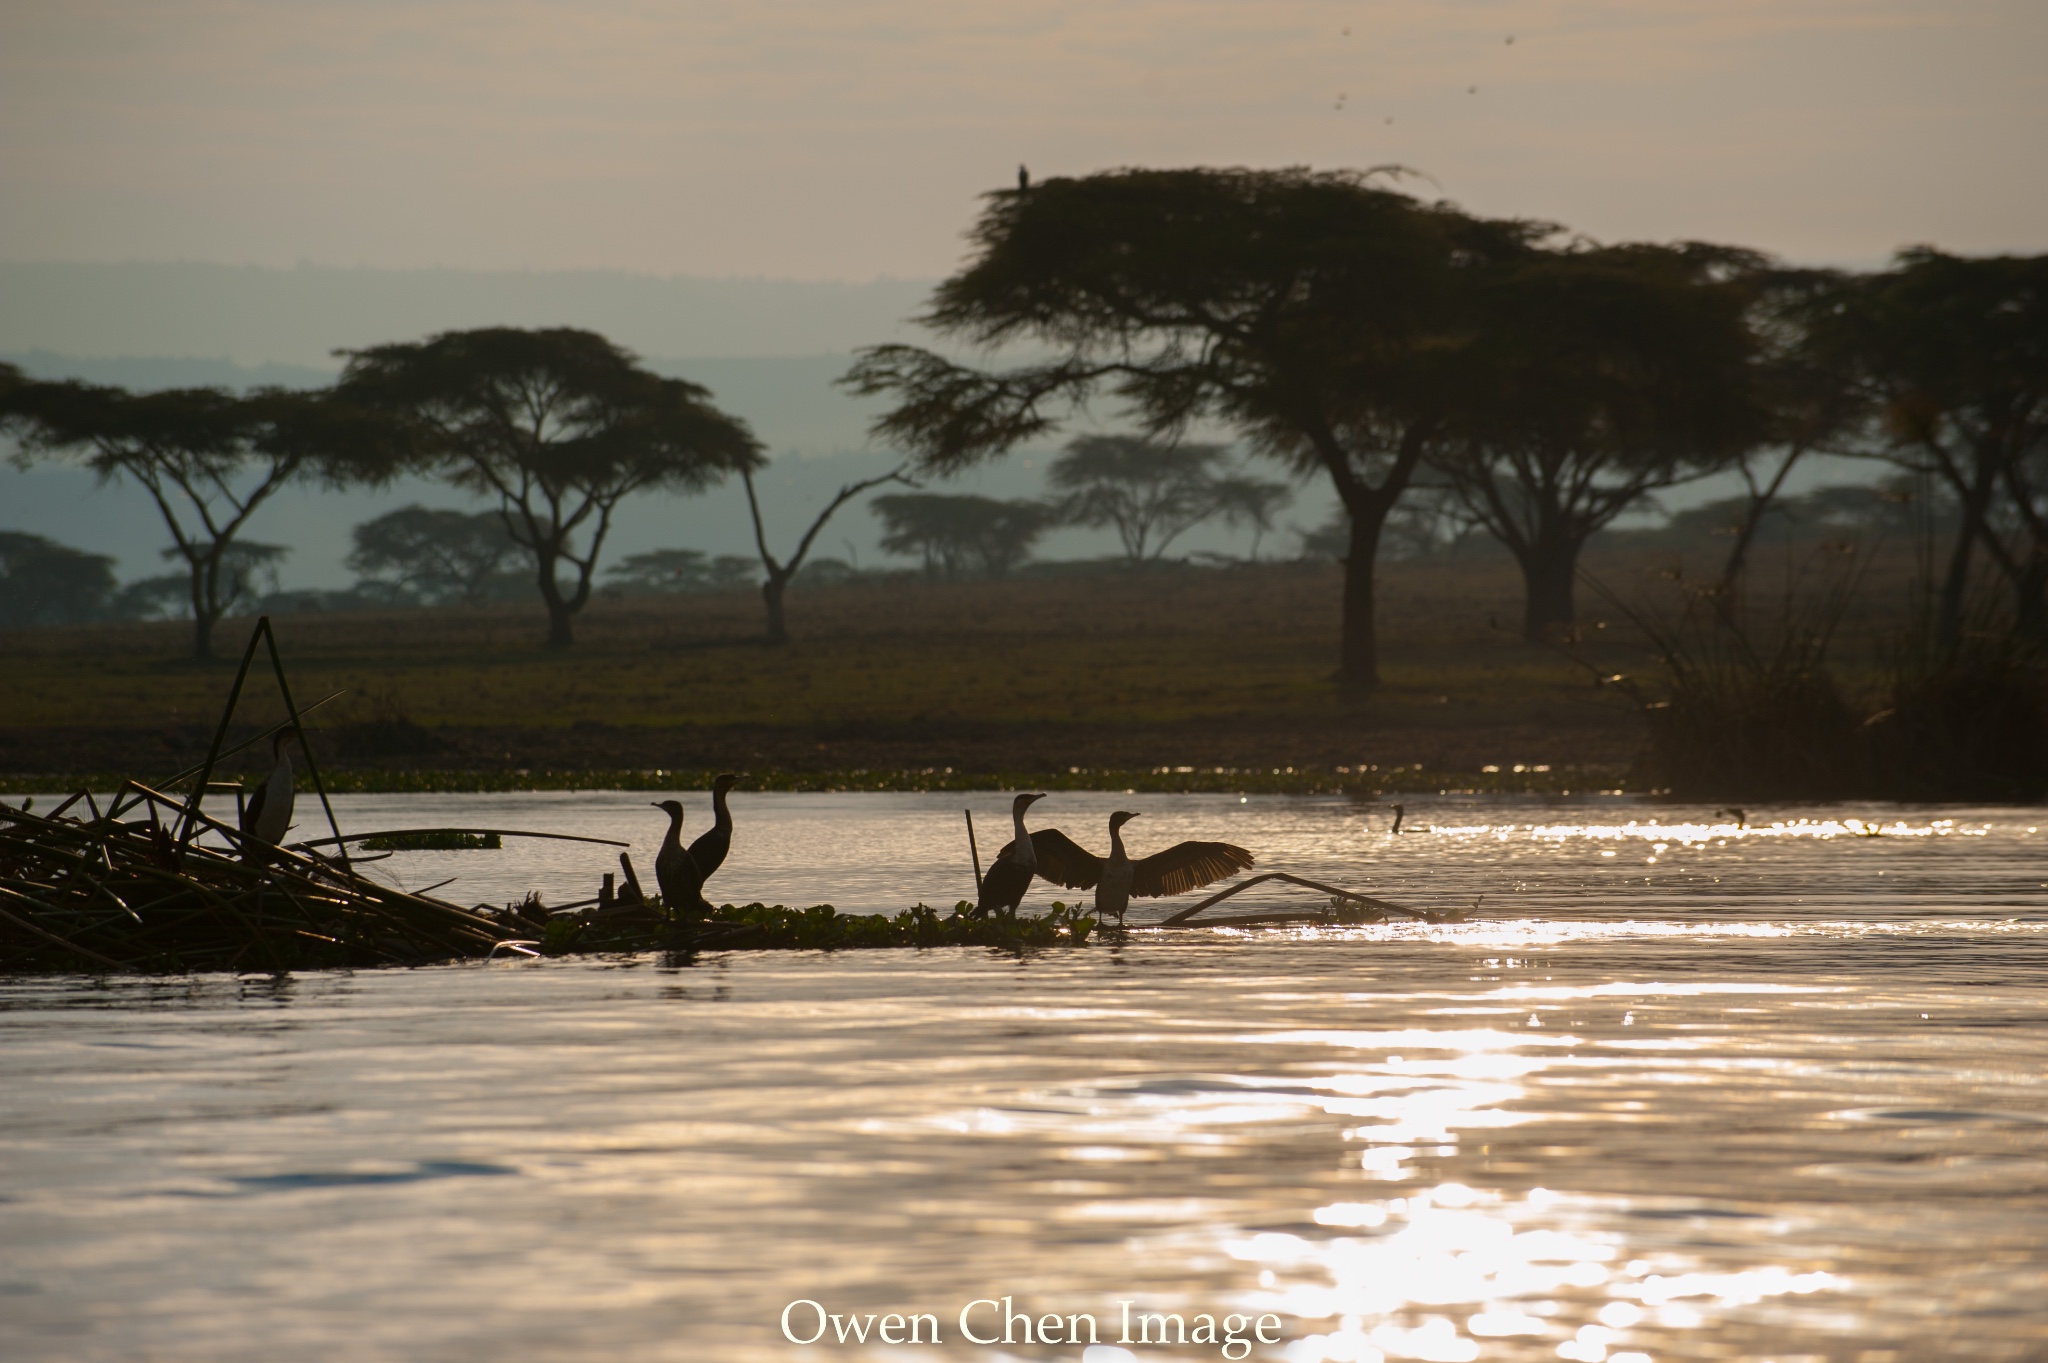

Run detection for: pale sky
[[3, 0, 2044, 281]]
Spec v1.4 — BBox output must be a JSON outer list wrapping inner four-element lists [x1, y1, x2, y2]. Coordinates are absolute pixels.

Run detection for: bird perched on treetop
[[1027, 811, 1253, 928], [1018, 164, 1029, 193], [240, 728, 299, 860], [651, 799, 709, 914], [974, 791, 1046, 918]]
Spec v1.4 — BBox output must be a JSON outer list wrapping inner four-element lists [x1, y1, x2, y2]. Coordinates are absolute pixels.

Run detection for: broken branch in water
[[1160, 871, 1449, 925]]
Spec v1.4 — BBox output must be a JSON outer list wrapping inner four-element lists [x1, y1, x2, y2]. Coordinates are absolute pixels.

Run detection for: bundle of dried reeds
[[0, 782, 517, 973]]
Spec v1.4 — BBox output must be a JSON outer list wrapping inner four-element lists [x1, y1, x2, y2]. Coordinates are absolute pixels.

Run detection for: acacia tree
[[1050, 435, 1227, 563], [842, 167, 1538, 690], [338, 328, 762, 648], [347, 506, 521, 605], [871, 493, 1054, 580], [1800, 249, 2048, 643], [1430, 243, 1772, 639], [1709, 268, 1866, 598], [0, 531, 118, 627], [742, 461, 912, 644], [1, 381, 403, 659], [1208, 474, 1294, 560]]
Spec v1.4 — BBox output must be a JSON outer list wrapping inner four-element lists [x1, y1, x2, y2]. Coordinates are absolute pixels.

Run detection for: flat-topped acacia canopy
[[338, 327, 763, 648]]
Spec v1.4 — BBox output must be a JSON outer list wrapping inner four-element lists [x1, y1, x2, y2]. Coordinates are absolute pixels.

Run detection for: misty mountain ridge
[[0, 261, 937, 368], [0, 349, 893, 460]]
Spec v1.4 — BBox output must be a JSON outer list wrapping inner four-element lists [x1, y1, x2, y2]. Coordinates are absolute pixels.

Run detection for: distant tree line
[[0, 332, 761, 657], [844, 167, 2048, 687], [5, 172, 2044, 688]]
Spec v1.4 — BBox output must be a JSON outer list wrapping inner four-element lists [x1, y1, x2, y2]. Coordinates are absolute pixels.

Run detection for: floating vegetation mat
[[524, 900, 1101, 957]]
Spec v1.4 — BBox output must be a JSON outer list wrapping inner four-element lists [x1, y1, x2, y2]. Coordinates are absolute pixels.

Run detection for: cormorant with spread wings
[[1009, 811, 1254, 927]]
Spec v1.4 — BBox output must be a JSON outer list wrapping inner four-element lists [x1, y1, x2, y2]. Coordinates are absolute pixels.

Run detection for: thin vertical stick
[[259, 618, 353, 881], [177, 618, 267, 851], [964, 809, 983, 895]]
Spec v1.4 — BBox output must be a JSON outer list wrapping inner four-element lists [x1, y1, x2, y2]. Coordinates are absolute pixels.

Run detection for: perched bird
[[1018, 164, 1030, 193], [651, 800, 708, 914], [975, 791, 1047, 918], [240, 728, 298, 858], [1028, 811, 1255, 928], [688, 773, 740, 882]]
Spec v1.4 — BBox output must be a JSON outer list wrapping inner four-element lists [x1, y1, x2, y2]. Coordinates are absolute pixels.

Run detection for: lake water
[[4, 792, 2046, 1362]]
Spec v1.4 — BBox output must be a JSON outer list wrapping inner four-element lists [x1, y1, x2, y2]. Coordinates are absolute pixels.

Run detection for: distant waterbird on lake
[[1025, 811, 1255, 928], [651, 799, 709, 914], [1391, 803, 1405, 834], [974, 792, 1046, 918], [239, 729, 298, 859]]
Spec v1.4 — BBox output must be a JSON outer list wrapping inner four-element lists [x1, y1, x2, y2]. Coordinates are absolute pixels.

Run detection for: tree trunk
[[1935, 520, 1976, 651], [762, 574, 790, 645], [1518, 531, 1581, 642], [1338, 512, 1384, 690], [538, 553, 576, 649], [189, 560, 216, 661], [2014, 550, 2048, 640]]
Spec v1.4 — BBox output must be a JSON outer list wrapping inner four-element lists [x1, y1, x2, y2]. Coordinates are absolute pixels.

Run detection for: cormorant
[[974, 792, 1046, 918], [1018, 164, 1029, 193], [651, 799, 708, 913], [1025, 811, 1255, 928], [688, 773, 740, 881], [1391, 803, 1405, 834], [240, 729, 298, 858]]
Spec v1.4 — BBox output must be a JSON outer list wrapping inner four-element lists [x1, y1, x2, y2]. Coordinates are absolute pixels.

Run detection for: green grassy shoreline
[[0, 764, 1627, 798]]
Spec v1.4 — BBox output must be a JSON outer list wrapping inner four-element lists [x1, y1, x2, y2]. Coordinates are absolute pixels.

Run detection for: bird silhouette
[[687, 774, 739, 882], [1024, 811, 1254, 928], [974, 792, 1045, 918], [240, 729, 298, 861], [1018, 164, 1030, 193], [651, 800, 708, 914]]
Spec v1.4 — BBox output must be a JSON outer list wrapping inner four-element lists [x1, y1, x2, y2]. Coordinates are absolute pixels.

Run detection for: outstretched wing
[[990, 828, 1103, 889], [1131, 840, 1255, 897]]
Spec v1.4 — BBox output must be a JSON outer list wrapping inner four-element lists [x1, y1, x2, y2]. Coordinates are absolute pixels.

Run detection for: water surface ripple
[[3, 794, 2046, 1361]]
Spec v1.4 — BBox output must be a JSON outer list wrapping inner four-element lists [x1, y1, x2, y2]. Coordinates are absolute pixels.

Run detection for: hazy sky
[[4, 0, 2043, 281]]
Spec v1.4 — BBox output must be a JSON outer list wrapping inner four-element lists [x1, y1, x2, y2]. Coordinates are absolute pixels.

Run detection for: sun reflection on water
[[1028, 1011, 1872, 1363]]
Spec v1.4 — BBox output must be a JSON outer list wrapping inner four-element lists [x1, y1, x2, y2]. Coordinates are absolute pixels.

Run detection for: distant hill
[[0, 262, 935, 367], [1, 349, 890, 458]]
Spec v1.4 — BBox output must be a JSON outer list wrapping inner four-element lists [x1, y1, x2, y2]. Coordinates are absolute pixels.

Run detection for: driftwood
[[297, 828, 630, 851], [1158, 871, 1456, 927]]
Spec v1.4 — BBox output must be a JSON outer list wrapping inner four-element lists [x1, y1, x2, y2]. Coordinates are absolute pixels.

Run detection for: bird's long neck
[[712, 786, 731, 832], [1109, 820, 1129, 864], [1011, 805, 1035, 866], [663, 807, 685, 848]]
